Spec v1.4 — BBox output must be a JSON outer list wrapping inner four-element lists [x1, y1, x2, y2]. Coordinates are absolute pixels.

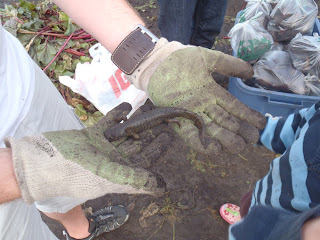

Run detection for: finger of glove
[[201, 48, 254, 79], [205, 120, 246, 154], [172, 118, 222, 155], [237, 121, 261, 144], [95, 161, 166, 196], [95, 102, 132, 130], [205, 104, 260, 144], [128, 131, 174, 168], [213, 89, 266, 130], [116, 123, 172, 158], [205, 104, 241, 133]]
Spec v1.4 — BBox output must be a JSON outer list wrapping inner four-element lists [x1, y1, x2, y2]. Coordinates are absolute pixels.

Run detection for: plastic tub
[[228, 14, 320, 117]]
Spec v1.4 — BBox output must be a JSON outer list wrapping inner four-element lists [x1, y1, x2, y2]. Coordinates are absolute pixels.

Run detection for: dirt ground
[[1, 0, 317, 239], [40, 1, 277, 240]]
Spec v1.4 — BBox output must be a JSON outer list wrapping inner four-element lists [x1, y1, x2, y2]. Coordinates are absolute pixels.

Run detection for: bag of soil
[[253, 50, 306, 95], [267, 0, 318, 42], [238, 0, 272, 27], [305, 74, 320, 96], [228, 19, 274, 63], [288, 33, 320, 78]]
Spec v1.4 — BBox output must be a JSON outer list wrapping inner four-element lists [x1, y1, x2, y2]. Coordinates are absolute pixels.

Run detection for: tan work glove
[[5, 103, 173, 204], [127, 39, 266, 155]]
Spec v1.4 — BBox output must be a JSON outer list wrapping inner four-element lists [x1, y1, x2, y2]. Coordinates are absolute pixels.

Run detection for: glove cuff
[[4, 135, 152, 204], [126, 38, 188, 92]]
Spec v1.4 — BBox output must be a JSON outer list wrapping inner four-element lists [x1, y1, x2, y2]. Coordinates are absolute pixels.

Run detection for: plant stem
[[81, 38, 96, 43], [43, 32, 74, 72]]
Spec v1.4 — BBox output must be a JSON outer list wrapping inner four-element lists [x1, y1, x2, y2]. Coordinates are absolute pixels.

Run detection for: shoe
[[219, 203, 241, 224], [63, 205, 129, 240]]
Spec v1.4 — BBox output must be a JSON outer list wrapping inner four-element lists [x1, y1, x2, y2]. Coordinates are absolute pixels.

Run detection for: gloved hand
[[127, 39, 267, 155], [4, 103, 172, 204]]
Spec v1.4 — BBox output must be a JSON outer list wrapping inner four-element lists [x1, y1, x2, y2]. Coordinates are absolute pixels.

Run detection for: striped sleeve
[[260, 103, 320, 154], [250, 102, 320, 214]]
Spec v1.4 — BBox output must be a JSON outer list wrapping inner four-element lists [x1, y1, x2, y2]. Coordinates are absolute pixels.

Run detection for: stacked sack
[[228, 0, 319, 96]]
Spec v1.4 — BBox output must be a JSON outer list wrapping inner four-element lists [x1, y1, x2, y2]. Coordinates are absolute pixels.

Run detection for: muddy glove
[[4, 103, 169, 204], [127, 39, 266, 154]]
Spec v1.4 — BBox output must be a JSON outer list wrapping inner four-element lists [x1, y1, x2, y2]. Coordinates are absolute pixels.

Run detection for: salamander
[[104, 107, 207, 148]]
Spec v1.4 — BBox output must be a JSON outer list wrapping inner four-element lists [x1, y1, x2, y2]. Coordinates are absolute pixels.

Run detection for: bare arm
[[302, 217, 320, 240], [53, 0, 145, 53], [0, 148, 21, 203]]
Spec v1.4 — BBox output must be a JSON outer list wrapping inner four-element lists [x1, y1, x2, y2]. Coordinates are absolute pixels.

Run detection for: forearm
[[53, 0, 145, 53], [0, 148, 21, 204]]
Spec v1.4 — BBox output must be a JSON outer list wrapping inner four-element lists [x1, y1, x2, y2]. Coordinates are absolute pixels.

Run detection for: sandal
[[219, 203, 241, 224]]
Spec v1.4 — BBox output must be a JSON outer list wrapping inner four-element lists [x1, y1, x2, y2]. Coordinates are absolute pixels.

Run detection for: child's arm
[[260, 102, 320, 154]]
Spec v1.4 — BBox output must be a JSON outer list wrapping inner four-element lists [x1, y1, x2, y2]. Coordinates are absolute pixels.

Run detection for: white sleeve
[[0, 24, 35, 147]]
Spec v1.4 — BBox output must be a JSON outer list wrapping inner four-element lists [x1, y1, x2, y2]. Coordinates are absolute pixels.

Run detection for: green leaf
[[4, 5, 18, 18], [61, 53, 73, 70], [80, 42, 89, 49], [3, 18, 20, 36], [22, 18, 44, 30], [36, 41, 58, 67], [19, 0, 35, 11], [72, 59, 81, 70], [64, 18, 76, 36], [17, 31, 35, 46], [75, 103, 87, 115], [58, 11, 69, 22], [84, 113, 103, 127], [79, 56, 92, 63], [51, 24, 63, 32], [61, 70, 75, 77]]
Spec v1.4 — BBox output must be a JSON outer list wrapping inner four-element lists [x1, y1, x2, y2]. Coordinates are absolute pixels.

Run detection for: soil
[[40, 1, 277, 240]]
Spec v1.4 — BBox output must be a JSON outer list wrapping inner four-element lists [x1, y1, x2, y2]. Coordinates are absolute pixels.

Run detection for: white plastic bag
[[228, 19, 274, 63], [59, 43, 148, 117], [238, 0, 272, 27], [253, 50, 306, 94], [305, 74, 320, 96], [267, 0, 318, 42], [288, 33, 320, 78]]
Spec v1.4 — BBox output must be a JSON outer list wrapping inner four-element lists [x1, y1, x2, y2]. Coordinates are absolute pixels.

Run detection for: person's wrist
[[111, 25, 159, 75]]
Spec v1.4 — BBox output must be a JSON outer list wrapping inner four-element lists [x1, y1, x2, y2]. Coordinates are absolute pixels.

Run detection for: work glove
[[4, 103, 172, 204], [127, 39, 267, 155]]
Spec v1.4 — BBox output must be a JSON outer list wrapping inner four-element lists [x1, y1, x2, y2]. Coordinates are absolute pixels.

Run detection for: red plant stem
[[15, 17, 24, 24], [64, 48, 86, 56], [73, 29, 85, 36], [50, 70, 55, 78], [40, 26, 51, 33], [221, 37, 230, 39], [241, 2, 247, 10], [81, 38, 96, 43], [23, 31, 67, 37], [71, 34, 92, 39], [43, 32, 74, 72], [19, 31, 92, 40]]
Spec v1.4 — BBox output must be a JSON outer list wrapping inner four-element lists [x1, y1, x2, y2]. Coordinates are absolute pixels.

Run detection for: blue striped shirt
[[229, 101, 320, 239], [251, 102, 320, 212]]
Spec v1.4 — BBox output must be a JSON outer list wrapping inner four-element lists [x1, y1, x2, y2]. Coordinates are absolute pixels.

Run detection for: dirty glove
[[4, 103, 170, 204], [127, 39, 266, 154]]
